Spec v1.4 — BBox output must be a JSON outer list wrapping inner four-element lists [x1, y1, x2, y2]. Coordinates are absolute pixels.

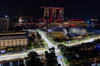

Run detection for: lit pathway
[[38, 31, 55, 48], [0, 29, 100, 66], [0, 48, 48, 61], [38, 30, 100, 66], [38, 31, 65, 66], [65, 36, 100, 47]]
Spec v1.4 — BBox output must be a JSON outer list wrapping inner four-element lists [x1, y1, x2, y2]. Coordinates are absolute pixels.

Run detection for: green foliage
[[60, 38, 100, 66], [26, 46, 32, 50], [25, 59, 29, 66], [45, 43, 48, 47]]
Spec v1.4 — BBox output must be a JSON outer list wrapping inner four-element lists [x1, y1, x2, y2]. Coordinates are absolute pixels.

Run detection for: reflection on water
[[87, 25, 89, 32], [85, 25, 100, 34]]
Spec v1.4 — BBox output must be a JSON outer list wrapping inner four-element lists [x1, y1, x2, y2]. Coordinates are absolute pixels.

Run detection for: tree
[[19, 62, 25, 66], [58, 44, 66, 49], [57, 64, 61, 66], [27, 51, 44, 66], [28, 51, 38, 59], [45, 50, 58, 66], [45, 51, 49, 59], [49, 47, 55, 53]]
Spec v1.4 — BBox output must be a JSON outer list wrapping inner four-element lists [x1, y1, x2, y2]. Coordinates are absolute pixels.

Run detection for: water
[[85, 25, 100, 34]]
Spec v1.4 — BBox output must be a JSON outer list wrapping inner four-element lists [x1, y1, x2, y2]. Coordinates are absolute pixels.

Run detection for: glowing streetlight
[[5, 15, 8, 18]]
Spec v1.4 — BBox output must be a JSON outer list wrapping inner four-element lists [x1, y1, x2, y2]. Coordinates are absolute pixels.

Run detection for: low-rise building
[[67, 19, 86, 26], [0, 32, 28, 49]]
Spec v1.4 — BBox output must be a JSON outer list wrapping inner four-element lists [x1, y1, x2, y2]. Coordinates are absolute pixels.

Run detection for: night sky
[[0, 0, 100, 20]]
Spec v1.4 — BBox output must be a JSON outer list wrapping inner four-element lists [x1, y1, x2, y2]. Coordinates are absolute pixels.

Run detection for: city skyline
[[0, 0, 100, 21], [0, 0, 100, 66]]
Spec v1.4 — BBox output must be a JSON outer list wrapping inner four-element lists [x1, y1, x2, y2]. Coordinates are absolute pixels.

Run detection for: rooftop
[[68, 19, 85, 22]]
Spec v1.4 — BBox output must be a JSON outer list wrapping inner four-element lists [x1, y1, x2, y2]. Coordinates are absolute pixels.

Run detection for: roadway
[[0, 48, 48, 62], [38, 30, 100, 66], [0, 30, 65, 66], [65, 36, 100, 47], [38, 31, 65, 66], [0, 29, 100, 66]]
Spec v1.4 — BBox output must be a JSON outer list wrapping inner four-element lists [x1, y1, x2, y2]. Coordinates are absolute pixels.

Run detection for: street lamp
[[5, 15, 8, 18]]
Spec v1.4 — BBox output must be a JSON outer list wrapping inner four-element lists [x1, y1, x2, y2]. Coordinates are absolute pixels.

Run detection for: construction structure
[[41, 7, 64, 23]]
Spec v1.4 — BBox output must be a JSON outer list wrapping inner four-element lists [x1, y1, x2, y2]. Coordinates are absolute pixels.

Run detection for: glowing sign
[[58, 55, 63, 58], [1, 50, 5, 53]]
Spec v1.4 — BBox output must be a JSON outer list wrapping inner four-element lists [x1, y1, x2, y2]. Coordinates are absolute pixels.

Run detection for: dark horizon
[[0, 0, 100, 21]]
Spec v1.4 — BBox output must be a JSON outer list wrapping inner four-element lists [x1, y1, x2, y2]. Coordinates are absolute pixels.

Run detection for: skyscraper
[[0, 17, 10, 32]]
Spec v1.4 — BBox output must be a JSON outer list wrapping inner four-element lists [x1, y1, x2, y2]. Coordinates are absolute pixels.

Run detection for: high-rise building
[[0, 17, 10, 32], [41, 7, 64, 22]]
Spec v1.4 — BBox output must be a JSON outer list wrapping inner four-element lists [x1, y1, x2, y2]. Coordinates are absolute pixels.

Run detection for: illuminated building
[[63, 22, 75, 27], [41, 7, 64, 23], [48, 31, 65, 39], [11, 16, 35, 26], [90, 19, 99, 26], [67, 19, 86, 26], [0, 32, 28, 49], [0, 17, 10, 32], [19, 16, 24, 23], [12, 16, 39, 29], [47, 27, 67, 39], [69, 27, 87, 35], [48, 27, 87, 39], [91, 19, 98, 21]]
